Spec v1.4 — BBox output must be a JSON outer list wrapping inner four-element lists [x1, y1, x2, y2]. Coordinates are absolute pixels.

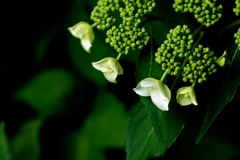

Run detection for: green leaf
[[14, 69, 76, 116], [64, 91, 127, 160], [196, 45, 240, 144], [0, 122, 11, 160], [126, 100, 163, 160], [10, 118, 43, 160], [135, 38, 188, 155]]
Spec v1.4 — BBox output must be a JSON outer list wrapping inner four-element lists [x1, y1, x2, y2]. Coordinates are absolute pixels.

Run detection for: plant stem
[[116, 53, 122, 60], [170, 30, 204, 91], [192, 24, 203, 39], [218, 19, 240, 36], [92, 23, 98, 27], [170, 69, 181, 91], [148, 22, 153, 77], [192, 79, 197, 87], [160, 69, 168, 81], [192, 31, 204, 49]]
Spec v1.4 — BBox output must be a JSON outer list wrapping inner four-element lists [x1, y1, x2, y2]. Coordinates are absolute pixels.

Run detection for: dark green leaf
[[0, 122, 10, 160], [126, 100, 163, 160], [64, 92, 126, 160], [135, 38, 188, 155], [10, 118, 43, 160], [196, 45, 240, 144], [14, 69, 76, 116]]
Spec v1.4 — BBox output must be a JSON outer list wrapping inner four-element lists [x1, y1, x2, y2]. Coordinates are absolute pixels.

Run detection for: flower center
[[184, 93, 190, 98]]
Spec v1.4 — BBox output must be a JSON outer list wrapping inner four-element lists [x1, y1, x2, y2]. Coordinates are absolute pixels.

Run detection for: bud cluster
[[119, 0, 156, 18], [90, 0, 120, 30], [233, 0, 240, 16], [172, 0, 223, 27], [155, 25, 194, 75], [105, 0, 156, 55], [181, 45, 218, 84], [105, 22, 150, 55], [234, 28, 240, 49]]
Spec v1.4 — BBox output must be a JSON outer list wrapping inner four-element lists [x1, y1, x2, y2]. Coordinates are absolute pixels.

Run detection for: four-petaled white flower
[[92, 57, 123, 84], [133, 78, 171, 111], [176, 86, 197, 106], [68, 22, 94, 53], [215, 50, 230, 67]]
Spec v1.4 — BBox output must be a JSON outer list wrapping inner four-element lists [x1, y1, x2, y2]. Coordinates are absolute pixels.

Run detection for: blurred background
[[0, 0, 240, 159]]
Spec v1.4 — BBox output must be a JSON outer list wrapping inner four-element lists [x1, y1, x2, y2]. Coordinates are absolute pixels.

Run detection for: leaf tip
[[195, 135, 203, 145]]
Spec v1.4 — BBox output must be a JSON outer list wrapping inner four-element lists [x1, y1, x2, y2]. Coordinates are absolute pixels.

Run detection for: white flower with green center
[[92, 56, 123, 84], [176, 84, 197, 106], [68, 22, 96, 53], [133, 76, 171, 111]]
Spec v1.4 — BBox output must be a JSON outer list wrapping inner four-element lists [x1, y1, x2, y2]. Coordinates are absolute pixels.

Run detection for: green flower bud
[[214, 51, 230, 67]]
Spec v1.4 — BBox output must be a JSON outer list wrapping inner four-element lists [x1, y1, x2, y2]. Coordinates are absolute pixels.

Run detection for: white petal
[[133, 78, 158, 96], [133, 85, 152, 97], [189, 88, 198, 105], [68, 22, 90, 39], [150, 88, 169, 111], [103, 71, 118, 83], [68, 22, 94, 53], [108, 58, 123, 75], [177, 95, 192, 106], [139, 78, 158, 88], [176, 86, 190, 95], [149, 81, 171, 111], [86, 26, 94, 45], [92, 58, 113, 72], [158, 81, 171, 101], [81, 38, 92, 53]]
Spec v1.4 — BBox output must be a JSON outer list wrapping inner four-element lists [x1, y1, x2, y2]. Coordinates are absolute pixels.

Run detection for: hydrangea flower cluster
[[233, 0, 240, 16], [105, 0, 156, 55], [68, 0, 229, 110], [69, 0, 157, 84], [181, 45, 218, 84], [234, 27, 240, 48], [90, 0, 119, 30], [155, 25, 194, 76], [155, 25, 223, 85], [150, 24, 230, 108], [105, 21, 150, 55], [172, 0, 223, 27]]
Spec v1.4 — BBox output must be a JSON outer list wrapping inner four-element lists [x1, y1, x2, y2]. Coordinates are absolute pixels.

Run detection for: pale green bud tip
[[68, 21, 94, 53], [176, 86, 198, 106], [133, 78, 171, 111], [215, 51, 230, 67], [92, 57, 123, 83]]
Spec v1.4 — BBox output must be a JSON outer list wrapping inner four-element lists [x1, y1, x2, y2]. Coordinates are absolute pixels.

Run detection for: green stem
[[192, 31, 204, 49], [148, 22, 153, 77], [170, 69, 181, 91], [192, 79, 197, 87], [170, 30, 204, 91], [218, 19, 240, 36], [170, 57, 189, 91], [116, 53, 122, 60], [92, 23, 98, 27], [160, 69, 168, 81], [191, 24, 203, 39]]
